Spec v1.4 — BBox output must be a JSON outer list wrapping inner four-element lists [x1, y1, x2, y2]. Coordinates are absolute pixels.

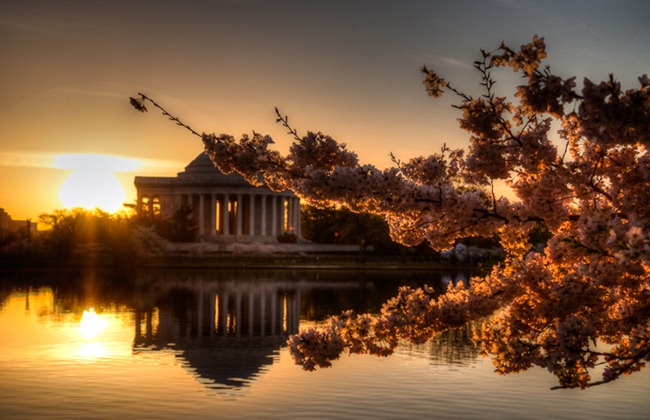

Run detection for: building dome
[[134, 151, 300, 242], [177, 153, 251, 187]]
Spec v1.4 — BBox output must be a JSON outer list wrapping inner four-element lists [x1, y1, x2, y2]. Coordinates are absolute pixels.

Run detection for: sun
[[53, 154, 140, 212]]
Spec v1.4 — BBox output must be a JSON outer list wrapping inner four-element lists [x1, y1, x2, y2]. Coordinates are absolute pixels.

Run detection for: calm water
[[1, 268, 648, 419]]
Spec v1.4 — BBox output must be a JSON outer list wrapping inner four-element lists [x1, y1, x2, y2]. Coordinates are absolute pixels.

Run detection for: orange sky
[[1, 0, 649, 222]]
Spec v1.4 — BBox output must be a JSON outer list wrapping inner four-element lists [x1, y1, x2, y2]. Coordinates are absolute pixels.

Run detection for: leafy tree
[[301, 204, 394, 261], [39, 208, 88, 257], [0, 220, 46, 259], [153, 205, 198, 243], [301, 204, 393, 251], [131, 204, 198, 243], [131, 36, 649, 389], [38, 208, 136, 260]]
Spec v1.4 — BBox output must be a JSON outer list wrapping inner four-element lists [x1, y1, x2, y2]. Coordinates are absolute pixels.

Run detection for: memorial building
[[134, 153, 300, 242]]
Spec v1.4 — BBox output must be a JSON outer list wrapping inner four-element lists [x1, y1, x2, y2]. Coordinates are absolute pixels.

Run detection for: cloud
[[410, 52, 474, 71], [52, 154, 140, 173], [0, 150, 181, 174], [50, 86, 127, 100], [437, 56, 475, 71], [0, 151, 55, 169]]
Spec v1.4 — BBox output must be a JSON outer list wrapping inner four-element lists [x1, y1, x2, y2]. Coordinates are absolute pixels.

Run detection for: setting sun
[[53, 154, 140, 213]]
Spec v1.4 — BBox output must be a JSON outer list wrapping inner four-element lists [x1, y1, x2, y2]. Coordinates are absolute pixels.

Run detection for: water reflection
[[400, 323, 481, 366], [2, 268, 650, 419], [79, 308, 109, 339], [132, 276, 303, 391], [0, 268, 479, 394]]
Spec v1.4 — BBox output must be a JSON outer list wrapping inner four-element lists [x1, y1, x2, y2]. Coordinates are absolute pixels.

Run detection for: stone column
[[271, 196, 277, 237], [236, 194, 243, 236], [260, 194, 267, 236], [294, 197, 301, 238], [209, 194, 216, 236], [136, 193, 143, 215], [158, 194, 167, 218], [249, 195, 255, 236], [198, 193, 205, 237], [222, 195, 230, 235]]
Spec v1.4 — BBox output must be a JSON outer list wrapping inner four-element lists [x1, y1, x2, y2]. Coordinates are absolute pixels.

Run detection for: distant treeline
[[0, 205, 533, 266]]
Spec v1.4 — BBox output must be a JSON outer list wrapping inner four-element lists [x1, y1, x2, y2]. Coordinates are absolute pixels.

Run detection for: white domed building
[[134, 153, 300, 242]]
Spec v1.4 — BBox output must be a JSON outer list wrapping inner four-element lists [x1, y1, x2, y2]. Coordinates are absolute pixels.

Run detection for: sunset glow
[[79, 307, 109, 340], [1, 2, 647, 221], [53, 154, 140, 213]]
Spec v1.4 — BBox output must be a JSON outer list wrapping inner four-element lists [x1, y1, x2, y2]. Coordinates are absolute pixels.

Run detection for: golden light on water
[[79, 307, 109, 340], [53, 154, 140, 213], [77, 307, 112, 359]]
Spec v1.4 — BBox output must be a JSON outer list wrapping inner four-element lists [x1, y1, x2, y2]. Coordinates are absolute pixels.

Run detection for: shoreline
[[0, 252, 494, 271]]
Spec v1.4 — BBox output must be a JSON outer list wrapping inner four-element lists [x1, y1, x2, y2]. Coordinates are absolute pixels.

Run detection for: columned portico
[[135, 153, 300, 242]]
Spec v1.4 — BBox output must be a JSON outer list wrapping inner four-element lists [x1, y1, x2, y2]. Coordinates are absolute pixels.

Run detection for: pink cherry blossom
[[132, 36, 649, 389]]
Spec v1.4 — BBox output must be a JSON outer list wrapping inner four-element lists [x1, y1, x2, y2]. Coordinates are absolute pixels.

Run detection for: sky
[[1, 0, 649, 222]]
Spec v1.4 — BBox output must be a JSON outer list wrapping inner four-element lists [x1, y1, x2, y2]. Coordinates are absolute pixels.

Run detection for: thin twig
[[275, 107, 303, 142], [130, 93, 202, 138]]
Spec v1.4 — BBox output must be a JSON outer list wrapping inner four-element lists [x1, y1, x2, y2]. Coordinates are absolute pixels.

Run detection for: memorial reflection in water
[[132, 275, 305, 390], [127, 269, 454, 391], [0, 268, 475, 394], [2, 268, 649, 420]]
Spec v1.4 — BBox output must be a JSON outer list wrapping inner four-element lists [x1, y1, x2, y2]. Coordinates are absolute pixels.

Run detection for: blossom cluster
[[139, 36, 649, 389]]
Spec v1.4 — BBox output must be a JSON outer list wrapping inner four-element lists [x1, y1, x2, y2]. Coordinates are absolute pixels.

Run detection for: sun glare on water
[[53, 154, 140, 212], [78, 307, 111, 359], [79, 307, 109, 340]]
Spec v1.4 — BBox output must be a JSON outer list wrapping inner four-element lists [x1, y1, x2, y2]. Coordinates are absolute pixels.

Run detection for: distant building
[[0, 208, 36, 237], [134, 153, 300, 242]]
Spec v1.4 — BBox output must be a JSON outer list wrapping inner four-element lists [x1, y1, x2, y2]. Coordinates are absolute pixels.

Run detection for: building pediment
[[133, 152, 301, 242]]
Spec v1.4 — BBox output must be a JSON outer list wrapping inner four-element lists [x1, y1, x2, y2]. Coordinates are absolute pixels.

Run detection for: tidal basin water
[[1, 268, 648, 419]]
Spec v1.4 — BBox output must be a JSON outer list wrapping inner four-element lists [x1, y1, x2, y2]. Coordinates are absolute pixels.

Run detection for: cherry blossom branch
[[475, 52, 522, 146], [129, 35, 649, 390], [552, 345, 650, 390], [275, 107, 303, 143], [129, 93, 201, 138]]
